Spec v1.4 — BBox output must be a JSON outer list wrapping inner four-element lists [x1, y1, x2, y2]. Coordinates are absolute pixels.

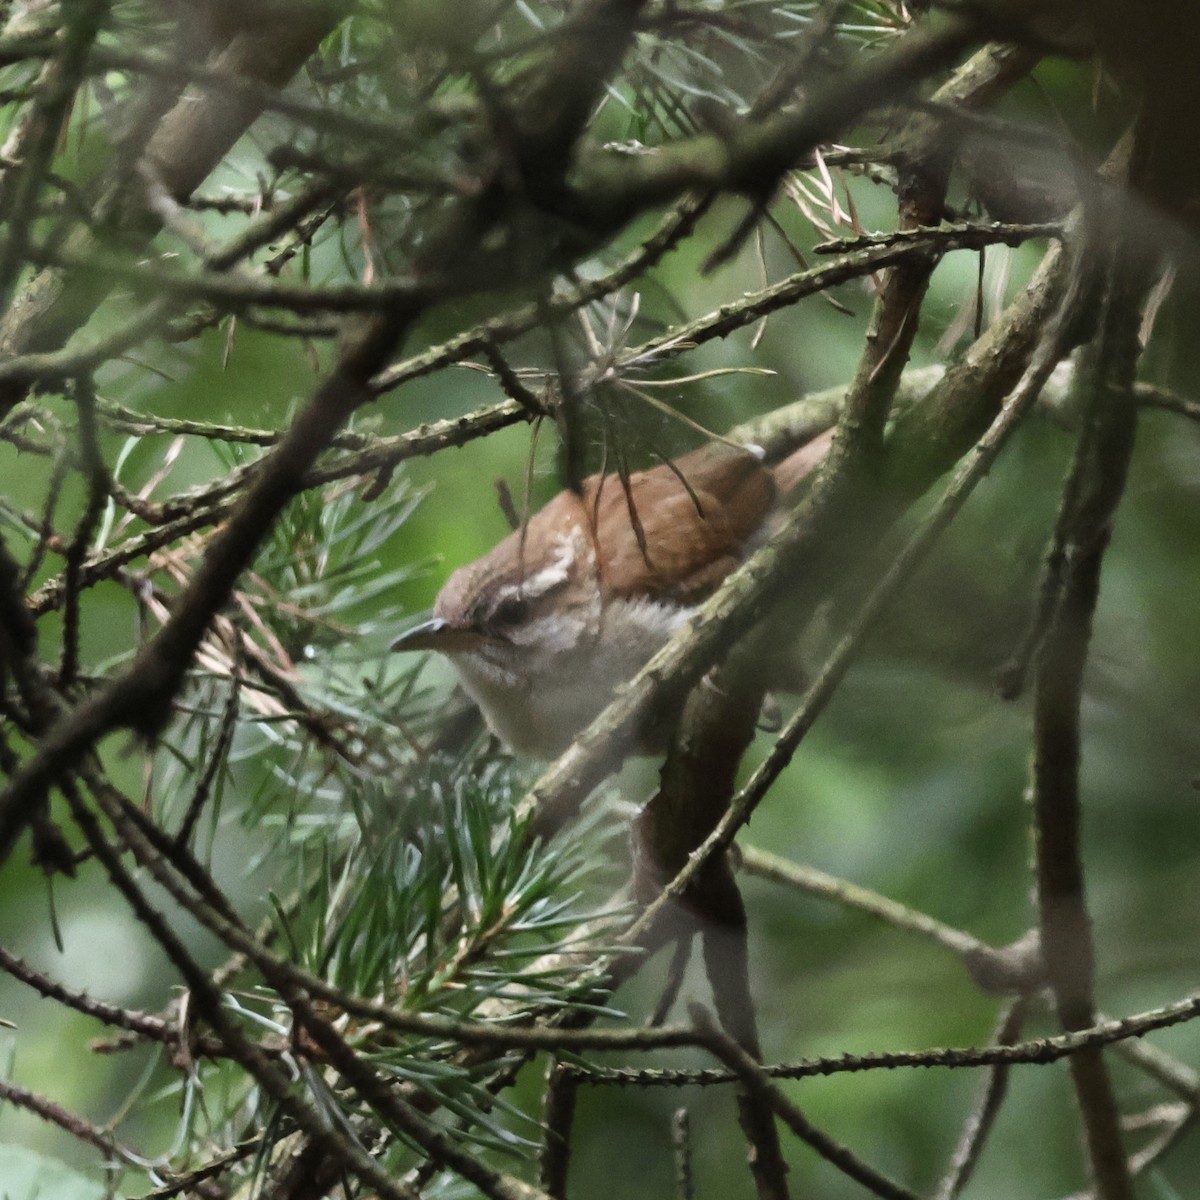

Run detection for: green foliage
[[288, 755, 623, 1018]]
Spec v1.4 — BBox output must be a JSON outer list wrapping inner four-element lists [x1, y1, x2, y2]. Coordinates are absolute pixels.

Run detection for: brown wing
[[770, 426, 834, 495], [582, 445, 776, 604]]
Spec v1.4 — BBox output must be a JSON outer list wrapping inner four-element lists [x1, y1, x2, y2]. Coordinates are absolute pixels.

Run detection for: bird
[[392, 431, 832, 758]]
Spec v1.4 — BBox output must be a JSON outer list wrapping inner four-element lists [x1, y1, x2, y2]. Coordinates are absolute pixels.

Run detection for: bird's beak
[[390, 618, 489, 654]]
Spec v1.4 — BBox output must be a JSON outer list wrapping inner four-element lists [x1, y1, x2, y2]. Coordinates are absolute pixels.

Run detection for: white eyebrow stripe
[[507, 529, 584, 600]]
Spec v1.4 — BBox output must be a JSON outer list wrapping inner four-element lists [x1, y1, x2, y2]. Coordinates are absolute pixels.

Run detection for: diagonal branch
[[692, 1006, 918, 1200], [618, 229, 1091, 950], [0, 2, 349, 407], [0, 302, 422, 865], [567, 9, 984, 232]]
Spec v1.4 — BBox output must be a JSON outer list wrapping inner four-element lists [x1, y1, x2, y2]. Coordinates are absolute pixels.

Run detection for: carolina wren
[[392, 433, 831, 758]]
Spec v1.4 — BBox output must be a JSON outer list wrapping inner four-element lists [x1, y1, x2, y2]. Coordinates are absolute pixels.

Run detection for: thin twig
[[0, 1077, 143, 1165], [739, 846, 1043, 995], [539, 1061, 578, 1200], [0, 944, 176, 1045], [692, 1006, 918, 1200], [58, 375, 108, 687], [935, 998, 1030, 1200], [672, 1108, 694, 1200], [561, 988, 1200, 1086]]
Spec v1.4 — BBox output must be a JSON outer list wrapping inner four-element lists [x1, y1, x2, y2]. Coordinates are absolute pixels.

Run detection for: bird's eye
[[491, 595, 530, 627]]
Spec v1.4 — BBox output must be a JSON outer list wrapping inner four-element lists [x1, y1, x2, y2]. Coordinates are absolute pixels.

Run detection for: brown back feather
[[435, 433, 833, 624], [583, 446, 776, 604], [769, 426, 834, 495]]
